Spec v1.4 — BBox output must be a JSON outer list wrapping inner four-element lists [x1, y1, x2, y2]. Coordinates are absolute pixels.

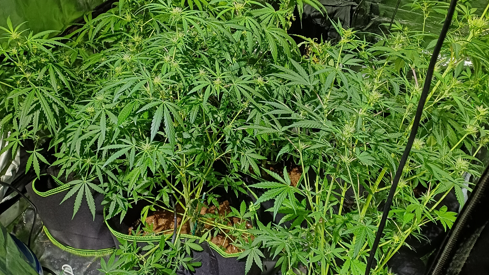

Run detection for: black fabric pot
[[176, 242, 280, 275], [106, 203, 277, 275], [26, 175, 115, 255]]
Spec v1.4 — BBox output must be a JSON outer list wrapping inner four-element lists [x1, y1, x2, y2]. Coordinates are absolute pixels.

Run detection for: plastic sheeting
[[0, 197, 108, 275], [355, 0, 488, 34], [0, 223, 39, 275], [0, 132, 20, 202]]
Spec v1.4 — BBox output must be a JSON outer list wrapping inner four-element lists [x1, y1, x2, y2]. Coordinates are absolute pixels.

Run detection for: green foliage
[[239, 2, 489, 273], [1, 0, 489, 274], [237, 244, 265, 274], [99, 237, 203, 274]]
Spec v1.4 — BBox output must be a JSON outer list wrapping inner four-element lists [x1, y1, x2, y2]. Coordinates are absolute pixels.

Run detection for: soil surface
[[288, 167, 302, 187], [263, 165, 302, 187], [129, 200, 252, 254], [129, 204, 190, 235]]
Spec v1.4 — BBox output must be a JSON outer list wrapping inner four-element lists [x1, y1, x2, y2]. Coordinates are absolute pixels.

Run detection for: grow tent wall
[[0, 0, 104, 36], [1, 0, 488, 37], [357, 0, 488, 34]]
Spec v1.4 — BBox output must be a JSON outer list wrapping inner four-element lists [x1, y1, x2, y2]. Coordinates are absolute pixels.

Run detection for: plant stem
[[140, 197, 173, 212], [450, 133, 469, 151], [423, 14, 427, 34], [378, 227, 413, 270], [411, 67, 419, 87], [425, 63, 453, 103], [315, 159, 321, 210], [323, 175, 334, 219], [429, 186, 453, 212], [164, 177, 185, 198], [360, 167, 387, 220], [473, 144, 484, 157], [176, 205, 189, 239], [200, 218, 247, 232], [345, 163, 361, 216], [408, 62, 455, 131], [336, 43, 344, 69], [482, 3, 489, 18], [338, 180, 348, 216], [142, 245, 160, 258]]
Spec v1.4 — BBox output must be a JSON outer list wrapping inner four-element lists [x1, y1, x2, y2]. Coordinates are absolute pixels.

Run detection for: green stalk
[[323, 176, 335, 219], [355, 241, 370, 260], [299, 148, 315, 210], [200, 218, 247, 232], [360, 167, 387, 220], [422, 13, 428, 34], [319, 221, 327, 274], [399, 103, 413, 131], [345, 163, 361, 215], [176, 205, 189, 239], [425, 62, 454, 104], [473, 144, 484, 157], [378, 216, 432, 271], [140, 197, 173, 212], [378, 227, 414, 270], [450, 133, 469, 151], [429, 186, 454, 212], [142, 244, 160, 258], [164, 176, 185, 197], [482, 3, 489, 18], [315, 159, 321, 209], [338, 181, 348, 216], [423, 182, 438, 207], [407, 61, 455, 130], [335, 43, 344, 69]]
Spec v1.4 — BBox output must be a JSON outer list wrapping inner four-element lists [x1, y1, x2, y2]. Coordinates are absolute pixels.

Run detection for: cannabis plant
[[99, 237, 203, 274], [1, 0, 489, 274], [0, 17, 78, 179], [240, 2, 489, 274], [45, 0, 304, 239]]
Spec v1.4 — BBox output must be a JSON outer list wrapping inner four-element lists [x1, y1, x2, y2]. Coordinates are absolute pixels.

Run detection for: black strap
[[388, 0, 403, 30], [0, 194, 21, 216], [364, 0, 459, 273]]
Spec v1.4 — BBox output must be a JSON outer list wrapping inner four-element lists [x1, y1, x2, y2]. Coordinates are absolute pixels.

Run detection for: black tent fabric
[[289, 0, 357, 50], [427, 164, 489, 275]]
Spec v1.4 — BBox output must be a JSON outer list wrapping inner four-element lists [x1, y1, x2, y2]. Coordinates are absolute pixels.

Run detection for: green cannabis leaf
[[60, 179, 104, 219]]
